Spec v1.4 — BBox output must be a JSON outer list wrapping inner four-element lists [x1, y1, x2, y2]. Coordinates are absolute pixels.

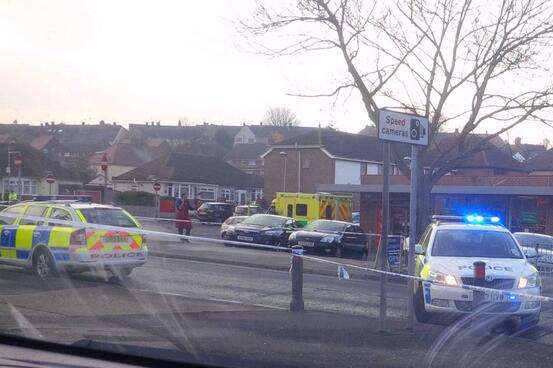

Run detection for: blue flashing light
[[490, 216, 500, 223], [466, 215, 476, 223], [464, 214, 501, 224], [507, 293, 517, 302], [475, 215, 484, 223]]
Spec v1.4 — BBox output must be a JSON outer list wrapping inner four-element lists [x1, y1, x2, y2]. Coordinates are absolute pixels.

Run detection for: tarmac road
[[0, 248, 553, 367]]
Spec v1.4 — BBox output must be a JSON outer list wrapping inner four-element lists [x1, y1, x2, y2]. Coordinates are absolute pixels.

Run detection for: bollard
[[473, 261, 486, 308], [290, 245, 304, 312]]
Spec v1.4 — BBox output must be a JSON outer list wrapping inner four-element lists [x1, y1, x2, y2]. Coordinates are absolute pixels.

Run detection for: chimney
[[515, 137, 522, 146], [81, 121, 85, 125], [156, 121, 161, 126], [178, 120, 182, 127], [112, 122, 116, 125], [455, 128, 459, 133]]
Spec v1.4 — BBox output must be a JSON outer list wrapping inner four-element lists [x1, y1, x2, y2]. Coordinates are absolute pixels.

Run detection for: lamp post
[[280, 151, 288, 192], [101, 152, 108, 204]]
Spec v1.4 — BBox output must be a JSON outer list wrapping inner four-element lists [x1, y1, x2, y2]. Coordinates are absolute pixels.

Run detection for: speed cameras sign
[[378, 109, 429, 146]]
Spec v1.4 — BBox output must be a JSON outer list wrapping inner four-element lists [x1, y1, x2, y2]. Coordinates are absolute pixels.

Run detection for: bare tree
[[242, 0, 553, 236], [263, 107, 300, 126]]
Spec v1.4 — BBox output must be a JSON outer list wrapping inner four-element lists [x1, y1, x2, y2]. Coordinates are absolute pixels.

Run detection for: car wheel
[[414, 282, 433, 323], [32, 248, 58, 279]]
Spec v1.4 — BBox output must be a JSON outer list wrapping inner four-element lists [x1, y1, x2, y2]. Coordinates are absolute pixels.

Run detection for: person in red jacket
[[175, 193, 193, 242]]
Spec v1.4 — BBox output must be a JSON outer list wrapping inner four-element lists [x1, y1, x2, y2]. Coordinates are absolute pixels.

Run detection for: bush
[[115, 191, 156, 206]]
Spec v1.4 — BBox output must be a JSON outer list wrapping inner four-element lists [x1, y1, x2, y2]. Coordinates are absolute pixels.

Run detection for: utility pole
[[101, 153, 108, 204], [280, 151, 288, 192], [407, 145, 419, 329], [379, 142, 390, 332]]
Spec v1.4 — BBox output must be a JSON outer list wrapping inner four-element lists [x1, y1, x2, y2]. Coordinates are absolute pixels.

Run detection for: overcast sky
[[0, 0, 550, 143]]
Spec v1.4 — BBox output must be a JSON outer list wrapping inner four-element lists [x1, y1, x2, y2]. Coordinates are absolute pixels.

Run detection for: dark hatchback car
[[225, 214, 301, 247], [288, 220, 367, 258], [196, 202, 235, 223], [513, 232, 553, 267]]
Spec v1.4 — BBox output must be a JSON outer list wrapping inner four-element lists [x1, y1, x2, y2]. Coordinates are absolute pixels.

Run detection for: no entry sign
[[153, 182, 161, 192]]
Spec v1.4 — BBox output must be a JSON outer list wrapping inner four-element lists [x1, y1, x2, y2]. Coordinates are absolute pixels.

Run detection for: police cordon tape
[[1, 211, 549, 303]]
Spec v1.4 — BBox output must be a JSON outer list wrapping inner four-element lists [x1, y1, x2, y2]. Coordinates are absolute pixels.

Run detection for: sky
[[0, 0, 550, 144]]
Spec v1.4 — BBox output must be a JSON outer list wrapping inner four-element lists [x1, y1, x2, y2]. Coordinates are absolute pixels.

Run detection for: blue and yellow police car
[[0, 199, 147, 279]]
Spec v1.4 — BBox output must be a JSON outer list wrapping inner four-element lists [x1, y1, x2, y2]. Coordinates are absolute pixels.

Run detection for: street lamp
[[280, 151, 288, 192]]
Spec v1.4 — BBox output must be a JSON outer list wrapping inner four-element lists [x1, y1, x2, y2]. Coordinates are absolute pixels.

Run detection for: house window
[[235, 137, 243, 144], [198, 187, 216, 200], [248, 160, 257, 166], [221, 188, 233, 201], [22, 180, 37, 195], [178, 184, 190, 198], [166, 183, 173, 197], [3, 179, 37, 195]]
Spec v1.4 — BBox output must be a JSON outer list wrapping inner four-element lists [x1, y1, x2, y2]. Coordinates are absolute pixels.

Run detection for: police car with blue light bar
[[413, 214, 541, 328]]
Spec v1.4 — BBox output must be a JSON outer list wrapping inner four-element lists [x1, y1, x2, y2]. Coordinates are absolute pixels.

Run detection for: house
[[510, 137, 548, 163], [0, 122, 127, 163], [263, 128, 531, 222], [527, 148, 553, 175], [112, 153, 263, 205], [0, 142, 80, 198], [261, 129, 404, 203], [128, 123, 240, 156], [224, 143, 267, 176], [233, 124, 317, 146]]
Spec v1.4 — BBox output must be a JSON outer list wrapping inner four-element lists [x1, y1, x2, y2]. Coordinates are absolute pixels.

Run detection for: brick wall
[[263, 147, 334, 201]]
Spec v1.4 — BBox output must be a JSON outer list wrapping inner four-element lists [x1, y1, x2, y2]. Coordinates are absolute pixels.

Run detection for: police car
[[0, 199, 147, 279], [414, 215, 541, 327]]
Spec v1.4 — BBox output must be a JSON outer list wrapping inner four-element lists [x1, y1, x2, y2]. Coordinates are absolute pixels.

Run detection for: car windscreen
[[432, 229, 523, 259], [79, 208, 138, 228], [240, 215, 287, 228], [304, 220, 346, 232], [514, 233, 553, 248]]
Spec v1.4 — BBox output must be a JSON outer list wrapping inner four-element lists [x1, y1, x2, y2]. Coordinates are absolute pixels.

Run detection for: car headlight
[[320, 235, 338, 243], [518, 273, 540, 288], [288, 232, 297, 241], [428, 270, 458, 286], [264, 230, 283, 236]]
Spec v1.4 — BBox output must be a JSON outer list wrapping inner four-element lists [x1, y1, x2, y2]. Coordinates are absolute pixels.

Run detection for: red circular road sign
[[13, 154, 22, 166], [45, 174, 56, 184], [153, 182, 161, 192]]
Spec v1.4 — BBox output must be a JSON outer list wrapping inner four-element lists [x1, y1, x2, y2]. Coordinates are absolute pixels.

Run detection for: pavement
[[0, 220, 552, 366]]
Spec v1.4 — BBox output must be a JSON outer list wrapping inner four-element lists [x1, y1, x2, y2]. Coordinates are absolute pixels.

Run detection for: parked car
[[225, 214, 301, 247], [513, 232, 553, 268], [352, 211, 360, 224], [221, 216, 248, 239], [196, 202, 235, 223], [288, 220, 367, 258], [234, 205, 261, 217]]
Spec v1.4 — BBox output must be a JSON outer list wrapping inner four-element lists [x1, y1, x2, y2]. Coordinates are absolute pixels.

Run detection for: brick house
[[261, 129, 401, 206]]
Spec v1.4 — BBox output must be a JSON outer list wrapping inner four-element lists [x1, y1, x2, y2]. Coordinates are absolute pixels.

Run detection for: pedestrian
[[175, 193, 192, 242], [8, 190, 18, 204]]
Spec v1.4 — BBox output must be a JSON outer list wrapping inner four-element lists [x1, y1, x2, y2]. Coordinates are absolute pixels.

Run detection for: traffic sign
[[13, 154, 22, 166], [153, 182, 161, 192], [45, 174, 56, 184], [378, 109, 429, 146]]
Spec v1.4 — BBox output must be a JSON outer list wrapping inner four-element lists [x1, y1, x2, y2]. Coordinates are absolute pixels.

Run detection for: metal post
[[49, 183, 52, 196], [407, 145, 418, 329], [298, 149, 301, 193], [290, 245, 304, 312], [379, 142, 390, 332], [103, 167, 108, 204], [18, 164, 22, 199], [283, 156, 287, 192]]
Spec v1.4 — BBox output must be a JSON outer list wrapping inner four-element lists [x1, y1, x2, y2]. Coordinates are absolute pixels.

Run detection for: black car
[[288, 220, 366, 258], [196, 202, 235, 223], [226, 214, 300, 247], [513, 232, 553, 267]]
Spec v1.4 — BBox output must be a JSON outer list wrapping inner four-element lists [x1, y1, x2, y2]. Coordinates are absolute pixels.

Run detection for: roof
[[0, 123, 124, 155], [0, 143, 78, 180], [271, 129, 389, 162], [30, 135, 54, 150], [245, 125, 318, 143], [527, 149, 553, 171], [129, 123, 241, 141], [113, 153, 263, 189], [224, 143, 267, 161], [89, 142, 164, 167], [433, 223, 508, 232]]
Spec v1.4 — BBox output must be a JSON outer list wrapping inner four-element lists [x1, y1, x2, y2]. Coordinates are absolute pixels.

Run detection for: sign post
[[378, 109, 429, 331], [153, 181, 161, 218], [45, 174, 56, 196]]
